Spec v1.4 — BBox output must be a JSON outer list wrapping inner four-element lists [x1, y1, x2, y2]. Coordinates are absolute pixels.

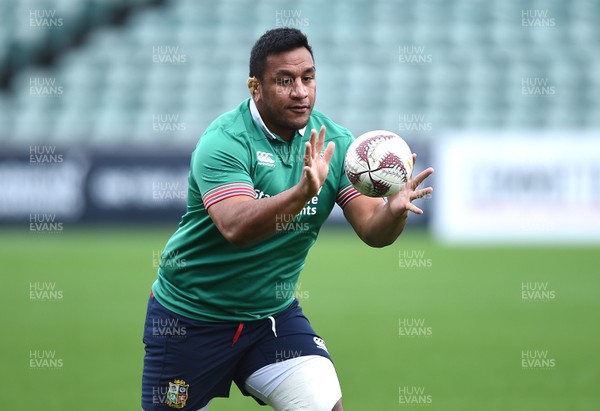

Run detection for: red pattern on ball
[[348, 133, 409, 197], [346, 169, 361, 185], [376, 152, 408, 183], [355, 134, 394, 163], [369, 177, 392, 197]]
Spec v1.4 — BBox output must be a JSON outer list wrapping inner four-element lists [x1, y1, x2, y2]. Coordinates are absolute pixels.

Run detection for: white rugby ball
[[344, 130, 413, 197]]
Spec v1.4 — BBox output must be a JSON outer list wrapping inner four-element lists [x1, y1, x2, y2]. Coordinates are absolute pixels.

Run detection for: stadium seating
[[0, 0, 598, 148]]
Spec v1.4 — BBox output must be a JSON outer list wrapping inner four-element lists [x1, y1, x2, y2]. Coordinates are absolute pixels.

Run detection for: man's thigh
[[141, 296, 246, 411], [235, 300, 342, 409]]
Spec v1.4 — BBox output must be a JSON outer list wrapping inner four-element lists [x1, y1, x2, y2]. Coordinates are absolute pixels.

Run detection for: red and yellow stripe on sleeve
[[202, 182, 256, 209]]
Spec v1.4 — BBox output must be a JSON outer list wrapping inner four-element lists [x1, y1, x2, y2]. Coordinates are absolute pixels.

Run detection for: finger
[[304, 141, 312, 168], [408, 153, 417, 179], [303, 165, 317, 188], [315, 125, 326, 158], [321, 141, 335, 164], [410, 167, 434, 188], [407, 203, 424, 215], [411, 187, 433, 200], [303, 165, 314, 180], [309, 129, 317, 160]]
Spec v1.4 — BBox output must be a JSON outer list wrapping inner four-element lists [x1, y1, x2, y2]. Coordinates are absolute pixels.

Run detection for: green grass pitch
[[1, 226, 598, 410]]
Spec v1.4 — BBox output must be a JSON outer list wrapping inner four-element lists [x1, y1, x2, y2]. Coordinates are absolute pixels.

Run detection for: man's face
[[253, 47, 316, 141]]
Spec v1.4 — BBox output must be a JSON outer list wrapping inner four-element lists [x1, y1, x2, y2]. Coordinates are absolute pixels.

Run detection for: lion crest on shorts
[[167, 379, 189, 409]]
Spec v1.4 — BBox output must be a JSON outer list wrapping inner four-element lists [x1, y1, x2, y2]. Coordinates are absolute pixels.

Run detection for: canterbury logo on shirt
[[256, 151, 276, 168]]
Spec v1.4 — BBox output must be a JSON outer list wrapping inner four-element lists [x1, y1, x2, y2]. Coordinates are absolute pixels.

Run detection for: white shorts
[[245, 355, 342, 411]]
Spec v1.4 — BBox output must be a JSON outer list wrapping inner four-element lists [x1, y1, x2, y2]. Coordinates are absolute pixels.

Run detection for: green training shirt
[[151, 98, 361, 322]]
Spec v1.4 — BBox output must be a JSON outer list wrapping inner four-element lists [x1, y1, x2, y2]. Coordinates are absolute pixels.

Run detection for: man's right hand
[[299, 125, 335, 199], [207, 126, 335, 248]]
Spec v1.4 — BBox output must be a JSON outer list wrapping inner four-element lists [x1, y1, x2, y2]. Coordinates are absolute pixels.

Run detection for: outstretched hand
[[300, 125, 335, 198], [388, 153, 434, 217]]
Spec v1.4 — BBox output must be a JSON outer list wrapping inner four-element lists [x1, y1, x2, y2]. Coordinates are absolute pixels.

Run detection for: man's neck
[[250, 99, 295, 142]]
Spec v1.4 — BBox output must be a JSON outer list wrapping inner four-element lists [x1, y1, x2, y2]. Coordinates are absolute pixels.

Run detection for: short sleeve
[[192, 129, 256, 209], [335, 131, 362, 208], [336, 185, 362, 208]]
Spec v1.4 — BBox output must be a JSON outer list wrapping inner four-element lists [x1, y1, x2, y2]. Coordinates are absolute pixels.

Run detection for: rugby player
[[142, 27, 433, 411]]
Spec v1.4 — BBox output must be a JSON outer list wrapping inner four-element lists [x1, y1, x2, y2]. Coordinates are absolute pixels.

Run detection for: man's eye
[[303, 76, 314, 82], [277, 78, 293, 86]]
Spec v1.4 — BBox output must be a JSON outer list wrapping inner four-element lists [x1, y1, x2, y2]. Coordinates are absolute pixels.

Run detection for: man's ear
[[247, 77, 260, 101]]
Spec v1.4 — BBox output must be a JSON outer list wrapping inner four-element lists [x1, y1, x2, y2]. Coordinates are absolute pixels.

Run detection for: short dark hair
[[249, 28, 314, 81]]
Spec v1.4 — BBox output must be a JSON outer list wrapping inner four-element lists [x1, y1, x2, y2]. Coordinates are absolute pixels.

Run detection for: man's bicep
[[207, 195, 255, 237]]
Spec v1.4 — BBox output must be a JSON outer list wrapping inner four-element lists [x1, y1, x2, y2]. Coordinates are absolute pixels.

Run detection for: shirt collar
[[249, 98, 306, 140]]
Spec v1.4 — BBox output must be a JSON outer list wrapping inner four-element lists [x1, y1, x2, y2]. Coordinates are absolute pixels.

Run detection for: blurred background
[[1, 0, 598, 410]]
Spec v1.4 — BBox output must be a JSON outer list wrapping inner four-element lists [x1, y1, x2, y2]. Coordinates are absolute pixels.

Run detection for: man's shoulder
[[200, 99, 254, 144]]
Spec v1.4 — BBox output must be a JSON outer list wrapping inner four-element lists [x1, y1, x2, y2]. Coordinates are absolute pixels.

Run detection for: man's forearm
[[209, 184, 312, 247], [360, 201, 409, 248]]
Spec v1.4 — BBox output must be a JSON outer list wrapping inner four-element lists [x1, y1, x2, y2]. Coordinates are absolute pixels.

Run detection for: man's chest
[[248, 139, 339, 226]]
